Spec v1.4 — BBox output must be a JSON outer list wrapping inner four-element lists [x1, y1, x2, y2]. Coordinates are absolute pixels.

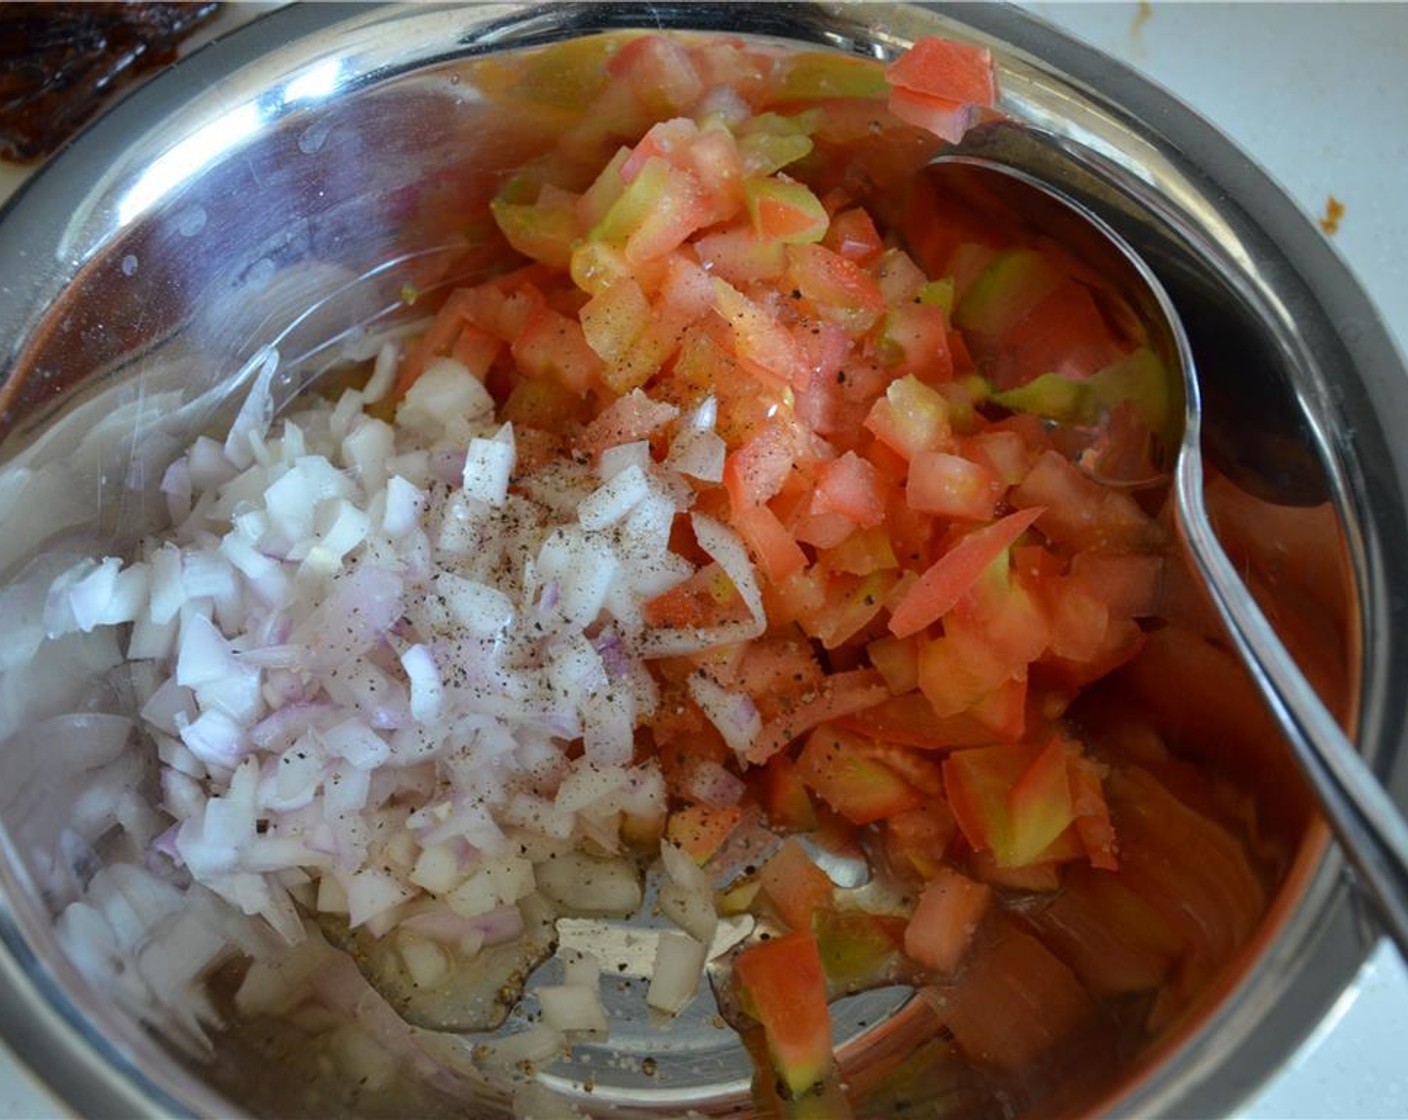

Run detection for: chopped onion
[[461, 424, 516, 507], [537, 983, 609, 1037], [688, 673, 761, 756], [646, 932, 707, 1015]]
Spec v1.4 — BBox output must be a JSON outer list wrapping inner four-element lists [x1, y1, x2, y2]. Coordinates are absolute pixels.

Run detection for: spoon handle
[[1177, 458, 1408, 962]]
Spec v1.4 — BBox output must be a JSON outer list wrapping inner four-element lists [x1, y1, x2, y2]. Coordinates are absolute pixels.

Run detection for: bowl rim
[[0, 2, 1404, 1117]]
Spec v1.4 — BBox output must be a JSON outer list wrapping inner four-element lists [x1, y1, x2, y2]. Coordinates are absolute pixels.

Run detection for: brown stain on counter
[[1129, 2, 1153, 58], [1319, 194, 1346, 236]]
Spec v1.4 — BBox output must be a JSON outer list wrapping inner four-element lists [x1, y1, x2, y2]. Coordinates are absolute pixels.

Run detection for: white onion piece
[[396, 357, 493, 437], [477, 1025, 566, 1071], [666, 426, 726, 483], [646, 932, 707, 1015], [361, 341, 398, 405], [682, 757, 748, 808], [401, 644, 443, 722], [381, 475, 425, 538], [691, 513, 764, 626], [658, 840, 719, 946], [578, 463, 651, 530], [687, 673, 761, 756], [462, 424, 516, 507], [535, 852, 641, 916], [537, 984, 609, 1037], [346, 867, 417, 929], [598, 441, 652, 481]]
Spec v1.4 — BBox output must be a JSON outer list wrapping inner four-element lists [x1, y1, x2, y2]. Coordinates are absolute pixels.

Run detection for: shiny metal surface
[[0, 2, 1404, 1118]]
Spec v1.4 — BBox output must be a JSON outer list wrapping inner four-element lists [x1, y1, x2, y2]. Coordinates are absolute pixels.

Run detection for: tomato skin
[[889, 506, 1044, 639], [796, 724, 924, 825], [733, 931, 835, 1097], [884, 38, 997, 108], [759, 837, 835, 931], [929, 919, 1097, 1074]]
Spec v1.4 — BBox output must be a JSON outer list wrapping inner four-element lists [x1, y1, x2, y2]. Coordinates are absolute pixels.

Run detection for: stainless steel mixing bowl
[[1, 3, 1405, 1117]]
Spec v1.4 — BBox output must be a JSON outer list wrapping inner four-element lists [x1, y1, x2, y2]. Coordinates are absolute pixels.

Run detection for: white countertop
[[2, 4, 1407, 1117]]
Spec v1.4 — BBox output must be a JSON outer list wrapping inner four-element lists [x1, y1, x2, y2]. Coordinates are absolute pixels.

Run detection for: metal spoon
[[925, 123, 1408, 962]]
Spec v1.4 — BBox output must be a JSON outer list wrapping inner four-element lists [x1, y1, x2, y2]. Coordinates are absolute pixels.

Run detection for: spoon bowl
[[927, 124, 1408, 962]]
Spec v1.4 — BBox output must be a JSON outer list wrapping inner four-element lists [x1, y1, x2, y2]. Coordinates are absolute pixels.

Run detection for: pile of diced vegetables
[[44, 29, 1275, 1115]]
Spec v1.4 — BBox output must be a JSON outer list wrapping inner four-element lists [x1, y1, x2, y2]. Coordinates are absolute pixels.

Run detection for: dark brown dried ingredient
[[0, 2, 218, 163]]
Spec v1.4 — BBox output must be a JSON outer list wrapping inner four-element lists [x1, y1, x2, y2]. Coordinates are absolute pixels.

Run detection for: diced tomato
[[886, 87, 975, 143], [1026, 864, 1177, 996], [713, 277, 809, 386], [748, 669, 891, 765], [607, 33, 707, 118], [490, 192, 581, 270], [581, 276, 652, 364], [733, 503, 808, 583], [864, 374, 954, 461], [795, 725, 923, 825], [792, 509, 856, 551], [825, 206, 884, 264], [592, 156, 712, 264], [814, 909, 908, 994], [449, 322, 502, 379], [510, 302, 603, 393], [907, 450, 1001, 521], [787, 243, 888, 335], [1068, 551, 1164, 619], [1006, 736, 1076, 868], [1010, 450, 1156, 552], [806, 569, 896, 651], [884, 799, 957, 880], [724, 419, 802, 509], [759, 837, 835, 931], [904, 866, 992, 973], [944, 744, 1032, 863], [967, 676, 1029, 742], [733, 931, 835, 1097], [931, 921, 1097, 1073], [967, 850, 1063, 892], [876, 303, 954, 384], [841, 689, 1002, 750], [825, 525, 899, 577], [866, 634, 920, 694], [760, 753, 818, 832], [889, 506, 1044, 639], [1067, 749, 1119, 871], [695, 225, 788, 285], [744, 177, 830, 244], [667, 804, 743, 863], [643, 563, 748, 629], [812, 451, 887, 527], [884, 37, 997, 109]]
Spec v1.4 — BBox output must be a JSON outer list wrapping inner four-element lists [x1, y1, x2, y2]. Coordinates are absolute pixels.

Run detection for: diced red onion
[[687, 674, 761, 756], [682, 757, 747, 808]]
